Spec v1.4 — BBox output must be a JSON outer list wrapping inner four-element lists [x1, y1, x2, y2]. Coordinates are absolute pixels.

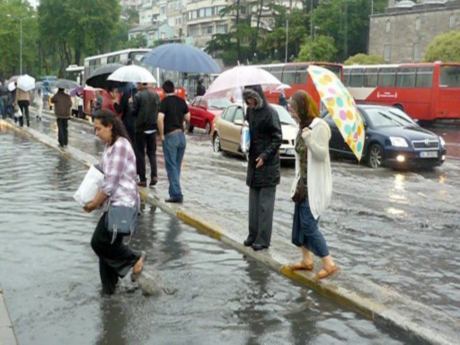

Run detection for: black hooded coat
[[243, 85, 282, 188]]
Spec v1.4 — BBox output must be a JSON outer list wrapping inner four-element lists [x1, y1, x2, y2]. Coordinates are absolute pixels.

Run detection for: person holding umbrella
[[51, 88, 72, 148], [287, 90, 338, 279], [242, 85, 282, 251], [15, 87, 31, 127]]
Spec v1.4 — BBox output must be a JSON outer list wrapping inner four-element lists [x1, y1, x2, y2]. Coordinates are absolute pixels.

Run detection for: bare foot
[[132, 251, 145, 281], [316, 264, 339, 280], [287, 261, 314, 271]]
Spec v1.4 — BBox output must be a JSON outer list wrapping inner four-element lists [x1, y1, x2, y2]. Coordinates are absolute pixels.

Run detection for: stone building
[[369, 0, 460, 63]]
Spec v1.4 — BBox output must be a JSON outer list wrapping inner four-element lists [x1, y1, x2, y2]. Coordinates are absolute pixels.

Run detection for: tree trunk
[[236, 0, 241, 63], [251, 0, 264, 61]]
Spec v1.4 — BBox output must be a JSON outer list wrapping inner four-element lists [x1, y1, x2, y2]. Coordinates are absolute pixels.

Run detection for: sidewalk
[[1, 115, 459, 345], [0, 289, 18, 345]]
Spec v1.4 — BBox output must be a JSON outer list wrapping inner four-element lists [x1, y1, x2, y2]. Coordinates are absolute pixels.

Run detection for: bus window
[[364, 68, 378, 87], [378, 67, 396, 87], [297, 66, 308, 84], [396, 67, 416, 87], [440, 66, 460, 87], [264, 66, 283, 81], [326, 65, 342, 78], [415, 67, 433, 87], [107, 55, 121, 64], [282, 66, 298, 85], [343, 69, 351, 86], [349, 68, 364, 87], [128, 51, 148, 65]]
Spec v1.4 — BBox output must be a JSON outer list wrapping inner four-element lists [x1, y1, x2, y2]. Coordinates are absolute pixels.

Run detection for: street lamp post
[[7, 15, 25, 75]]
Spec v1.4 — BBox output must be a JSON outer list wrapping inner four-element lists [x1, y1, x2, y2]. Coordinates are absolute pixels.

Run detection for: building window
[[449, 15, 456, 28], [384, 44, 391, 63], [415, 17, 421, 31], [216, 24, 228, 34], [385, 19, 391, 33]]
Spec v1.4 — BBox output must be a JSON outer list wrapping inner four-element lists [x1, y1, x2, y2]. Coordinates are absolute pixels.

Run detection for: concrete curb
[[0, 289, 18, 345], [1, 118, 459, 345]]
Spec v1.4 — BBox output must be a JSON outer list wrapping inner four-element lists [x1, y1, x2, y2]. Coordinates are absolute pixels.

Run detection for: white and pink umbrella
[[204, 65, 283, 99]]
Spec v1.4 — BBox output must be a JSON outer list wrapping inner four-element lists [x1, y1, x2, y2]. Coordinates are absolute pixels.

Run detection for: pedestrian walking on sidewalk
[[84, 110, 145, 295], [158, 80, 190, 203], [51, 88, 72, 148], [242, 85, 282, 251], [16, 88, 31, 127], [131, 83, 160, 187], [35, 88, 43, 121], [287, 90, 338, 279]]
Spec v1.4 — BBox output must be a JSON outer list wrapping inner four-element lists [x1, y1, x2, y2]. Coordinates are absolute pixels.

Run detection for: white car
[[211, 103, 297, 161]]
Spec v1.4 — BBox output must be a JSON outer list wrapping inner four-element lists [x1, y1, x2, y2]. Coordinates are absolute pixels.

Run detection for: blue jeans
[[291, 199, 329, 257], [163, 131, 186, 199]]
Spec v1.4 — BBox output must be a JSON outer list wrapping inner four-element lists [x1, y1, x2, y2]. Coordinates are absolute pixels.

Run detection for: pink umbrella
[[203, 65, 282, 99]]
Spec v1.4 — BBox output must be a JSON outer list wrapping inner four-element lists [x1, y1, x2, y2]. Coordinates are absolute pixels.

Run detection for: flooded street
[[22, 114, 460, 324], [0, 129, 411, 344]]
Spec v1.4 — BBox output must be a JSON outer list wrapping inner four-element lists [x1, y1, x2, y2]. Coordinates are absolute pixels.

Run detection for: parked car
[[211, 103, 297, 160], [188, 96, 233, 134], [323, 104, 447, 169]]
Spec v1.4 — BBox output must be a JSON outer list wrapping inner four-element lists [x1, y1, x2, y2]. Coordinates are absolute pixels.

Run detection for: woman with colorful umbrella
[[287, 90, 338, 280]]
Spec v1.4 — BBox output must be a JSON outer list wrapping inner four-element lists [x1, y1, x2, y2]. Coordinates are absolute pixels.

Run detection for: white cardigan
[[290, 117, 332, 219]]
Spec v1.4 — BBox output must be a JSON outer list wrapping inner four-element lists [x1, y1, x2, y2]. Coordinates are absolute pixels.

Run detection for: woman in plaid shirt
[[84, 110, 145, 294]]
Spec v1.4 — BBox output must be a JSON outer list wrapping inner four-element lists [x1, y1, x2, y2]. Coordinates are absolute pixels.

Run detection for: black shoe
[[251, 243, 268, 251], [165, 198, 183, 203], [137, 181, 147, 187], [149, 179, 158, 187], [243, 238, 254, 247]]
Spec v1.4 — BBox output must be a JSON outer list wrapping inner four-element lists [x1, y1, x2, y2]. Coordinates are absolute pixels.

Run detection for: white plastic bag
[[240, 126, 250, 153], [73, 165, 104, 206], [14, 106, 22, 118]]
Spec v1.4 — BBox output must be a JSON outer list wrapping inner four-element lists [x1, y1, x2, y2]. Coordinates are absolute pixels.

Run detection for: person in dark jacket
[[113, 84, 136, 143], [196, 79, 206, 96], [132, 83, 160, 187], [242, 85, 282, 251], [51, 88, 72, 147]]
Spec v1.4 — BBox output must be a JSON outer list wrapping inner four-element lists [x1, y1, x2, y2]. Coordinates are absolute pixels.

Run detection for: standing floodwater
[[0, 129, 412, 344]]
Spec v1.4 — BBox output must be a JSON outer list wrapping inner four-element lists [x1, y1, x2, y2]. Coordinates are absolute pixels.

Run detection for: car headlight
[[439, 136, 446, 147], [389, 136, 408, 147]]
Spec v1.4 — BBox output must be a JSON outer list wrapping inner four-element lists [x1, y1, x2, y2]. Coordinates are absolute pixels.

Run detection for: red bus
[[343, 62, 460, 121], [253, 62, 343, 109]]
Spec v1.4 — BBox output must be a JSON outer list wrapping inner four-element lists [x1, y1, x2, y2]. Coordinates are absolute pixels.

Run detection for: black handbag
[[106, 204, 138, 244]]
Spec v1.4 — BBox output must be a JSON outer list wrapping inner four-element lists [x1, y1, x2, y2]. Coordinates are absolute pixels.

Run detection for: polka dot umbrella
[[307, 65, 365, 161]]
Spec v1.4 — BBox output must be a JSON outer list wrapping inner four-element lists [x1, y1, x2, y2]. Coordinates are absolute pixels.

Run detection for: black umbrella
[[86, 63, 123, 89]]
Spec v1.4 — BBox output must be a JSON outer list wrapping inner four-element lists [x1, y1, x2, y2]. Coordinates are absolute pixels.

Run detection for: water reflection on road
[[0, 130, 408, 344], [25, 115, 460, 321]]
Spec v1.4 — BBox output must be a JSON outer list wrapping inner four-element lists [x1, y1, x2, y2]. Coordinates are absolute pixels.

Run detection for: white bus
[[83, 48, 150, 83]]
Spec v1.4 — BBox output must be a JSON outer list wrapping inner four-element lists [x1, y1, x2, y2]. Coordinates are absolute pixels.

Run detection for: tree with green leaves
[[0, 0, 38, 78], [311, 0, 387, 61], [424, 31, 460, 62], [344, 53, 384, 65], [296, 35, 337, 62], [38, 0, 121, 76]]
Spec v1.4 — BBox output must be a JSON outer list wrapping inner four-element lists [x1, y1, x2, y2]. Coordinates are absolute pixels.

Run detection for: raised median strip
[[0, 289, 18, 345], [1, 118, 459, 345]]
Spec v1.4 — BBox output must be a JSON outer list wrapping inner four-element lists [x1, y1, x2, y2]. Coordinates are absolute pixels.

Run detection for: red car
[[188, 96, 233, 134]]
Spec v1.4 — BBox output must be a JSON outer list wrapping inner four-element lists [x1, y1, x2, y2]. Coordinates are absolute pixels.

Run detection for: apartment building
[[130, 0, 302, 48]]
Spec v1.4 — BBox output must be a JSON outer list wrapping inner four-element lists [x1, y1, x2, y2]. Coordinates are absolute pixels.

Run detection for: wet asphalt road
[[0, 130, 411, 344], [23, 113, 460, 322]]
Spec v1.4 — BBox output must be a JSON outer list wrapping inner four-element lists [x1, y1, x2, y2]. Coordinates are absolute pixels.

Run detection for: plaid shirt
[[101, 137, 138, 207]]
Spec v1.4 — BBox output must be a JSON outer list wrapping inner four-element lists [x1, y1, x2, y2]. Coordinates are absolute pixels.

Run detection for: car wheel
[[213, 134, 221, 152], [205, 121, 211, 134], [367, 143, 383, 168]]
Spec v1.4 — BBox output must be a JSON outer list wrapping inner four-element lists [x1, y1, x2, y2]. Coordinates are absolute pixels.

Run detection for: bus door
[[437, 65, 460, 119]]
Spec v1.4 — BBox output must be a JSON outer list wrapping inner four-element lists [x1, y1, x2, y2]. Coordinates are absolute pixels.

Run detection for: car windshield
[[272, 104, 296, 125], [208, 98, 233, 109], [364, 107, 417, 128]]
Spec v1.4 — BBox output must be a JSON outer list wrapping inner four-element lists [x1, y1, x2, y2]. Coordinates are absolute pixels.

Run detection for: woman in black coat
[[242, 85, 282, 251]]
